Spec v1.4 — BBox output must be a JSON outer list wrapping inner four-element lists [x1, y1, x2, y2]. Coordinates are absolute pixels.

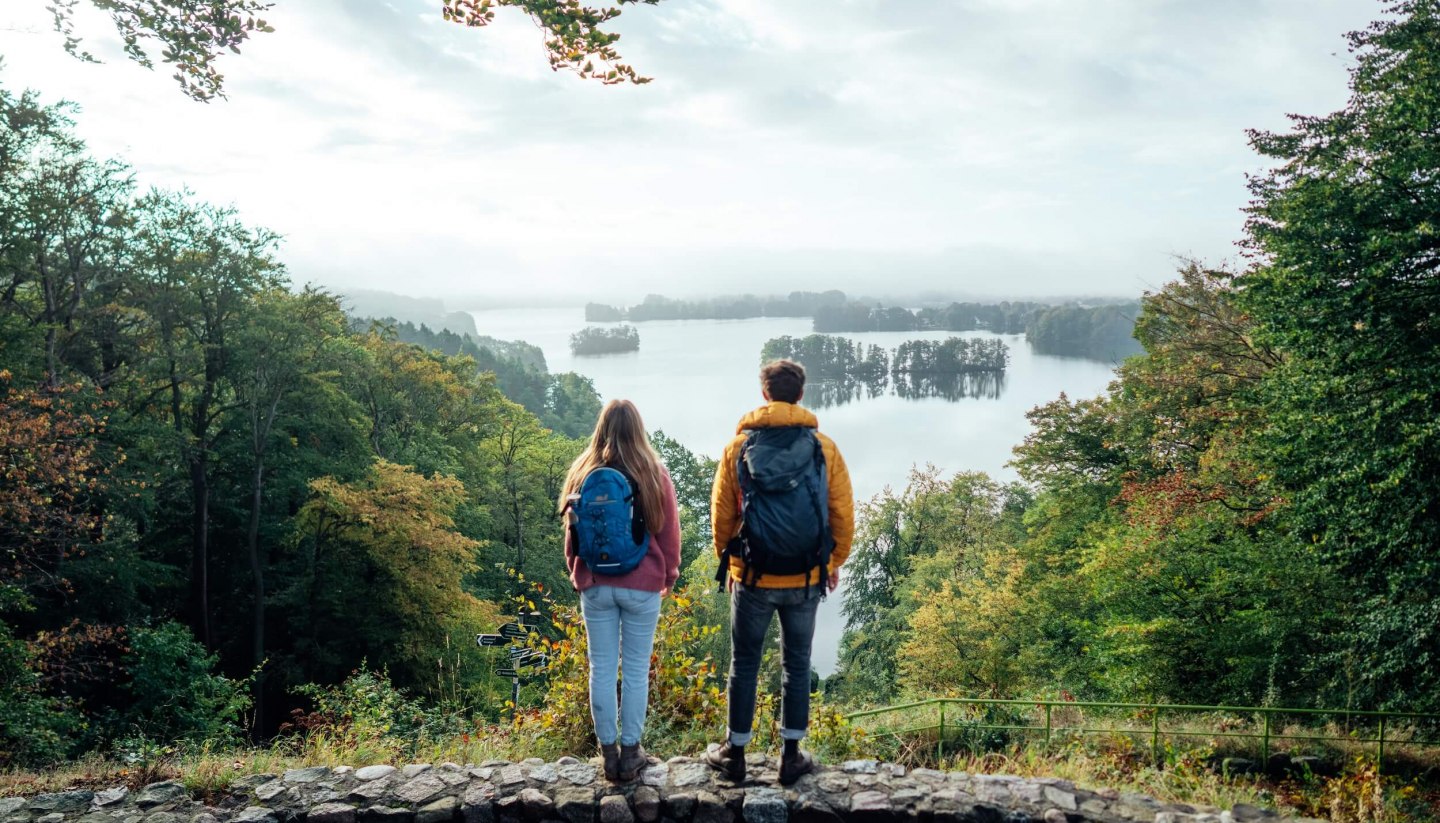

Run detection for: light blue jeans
[[580, 585, 663, 746]]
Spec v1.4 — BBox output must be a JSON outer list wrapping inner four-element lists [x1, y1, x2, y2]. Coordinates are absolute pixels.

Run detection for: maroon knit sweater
[[564, 467, 682, 593]]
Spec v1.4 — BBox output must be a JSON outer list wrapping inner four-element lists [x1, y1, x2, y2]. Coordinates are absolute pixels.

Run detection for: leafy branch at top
[[442, 0, 662, 85], [48, 0, 276, 102], [46, 0, 661, 102]]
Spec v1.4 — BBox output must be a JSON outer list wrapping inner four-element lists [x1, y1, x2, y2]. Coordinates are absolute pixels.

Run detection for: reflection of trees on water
[[803, 373, 1004, 408], [894, 372, 1005, 401], [804, 378, 888, 409]]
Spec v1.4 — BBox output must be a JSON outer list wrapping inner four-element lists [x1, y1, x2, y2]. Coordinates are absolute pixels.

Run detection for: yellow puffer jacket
[[711, 402, 854, 588]]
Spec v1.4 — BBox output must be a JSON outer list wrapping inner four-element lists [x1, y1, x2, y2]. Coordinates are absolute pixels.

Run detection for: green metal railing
[[844, 697, 1440, 772]]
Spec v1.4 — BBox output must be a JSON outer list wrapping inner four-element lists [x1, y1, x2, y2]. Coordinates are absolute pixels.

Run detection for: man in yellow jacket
[[704, 359, 854, 785]]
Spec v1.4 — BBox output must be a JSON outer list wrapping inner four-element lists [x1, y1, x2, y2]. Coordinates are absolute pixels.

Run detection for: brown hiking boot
[[600, 742, 621, 782], [703, 741, 746, 782], [778, 748, 815, 786], [618, 742, 659, 781]]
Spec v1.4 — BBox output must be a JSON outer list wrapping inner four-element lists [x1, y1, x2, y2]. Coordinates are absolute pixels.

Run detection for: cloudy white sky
[[0, 0, 1381, 304]]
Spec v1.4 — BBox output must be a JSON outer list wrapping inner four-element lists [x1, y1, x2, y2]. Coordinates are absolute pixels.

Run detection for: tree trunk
[[189, 454, 211, 648], [247, 456, 266, 739]]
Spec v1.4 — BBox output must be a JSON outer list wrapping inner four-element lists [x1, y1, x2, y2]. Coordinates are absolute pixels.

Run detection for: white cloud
[[0, 0, 1383, 301]]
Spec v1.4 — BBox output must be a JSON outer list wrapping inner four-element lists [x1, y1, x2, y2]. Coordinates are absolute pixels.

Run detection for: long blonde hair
[[560, 399, 668, 534]]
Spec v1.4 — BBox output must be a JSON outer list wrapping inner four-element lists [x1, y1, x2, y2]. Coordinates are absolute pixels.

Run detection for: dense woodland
[[0, 80, 719, 764], [1, 2, 1438, 799]]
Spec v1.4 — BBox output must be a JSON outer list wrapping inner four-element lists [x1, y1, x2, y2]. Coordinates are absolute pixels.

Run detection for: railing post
[[1262, 712, 1271, 765], [1152, 707, 1162, 768], [937, 701, 946, 764], [1045, 702, 1052, 748], [1377, 715, 1386, 774]]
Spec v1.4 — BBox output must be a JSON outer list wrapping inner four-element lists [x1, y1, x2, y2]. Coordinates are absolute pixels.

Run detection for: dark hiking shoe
[[704, 741, 746, 782], [618, 743, 659, 781], [778, 748, 815, 786], [600, 742, 621, 782]]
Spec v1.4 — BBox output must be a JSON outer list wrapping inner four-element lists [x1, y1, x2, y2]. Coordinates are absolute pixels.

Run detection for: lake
[[468, 307, 1119, 674]]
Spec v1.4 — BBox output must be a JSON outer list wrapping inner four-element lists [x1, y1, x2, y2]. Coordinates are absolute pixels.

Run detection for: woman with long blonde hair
[[560, 399, 680, 781]]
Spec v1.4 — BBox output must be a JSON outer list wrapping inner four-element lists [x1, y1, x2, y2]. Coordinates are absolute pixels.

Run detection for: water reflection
[[804, 372, 1006, 408], [894, 371, 1006, 401]]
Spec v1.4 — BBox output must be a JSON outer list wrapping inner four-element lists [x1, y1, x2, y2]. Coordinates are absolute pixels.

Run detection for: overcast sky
[[0, 1, 1381, 305]]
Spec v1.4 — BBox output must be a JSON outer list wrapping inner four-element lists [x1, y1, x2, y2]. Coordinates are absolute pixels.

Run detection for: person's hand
[[661, 587, 671, 598], [827, 569, 840, 592]]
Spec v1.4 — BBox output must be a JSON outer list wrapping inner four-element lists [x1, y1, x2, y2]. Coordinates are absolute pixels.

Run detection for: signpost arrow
[[495, 667, 519, 677], [498, 622, 529, 639], [508, 646, 533, 658], [517, 653, 547, 669], [476, 634, 506, 648]]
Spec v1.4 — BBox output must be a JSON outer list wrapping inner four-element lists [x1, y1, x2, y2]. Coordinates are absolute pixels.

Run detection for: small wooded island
[[570, 325, 640, 355], [762, 334, 1009, 379]]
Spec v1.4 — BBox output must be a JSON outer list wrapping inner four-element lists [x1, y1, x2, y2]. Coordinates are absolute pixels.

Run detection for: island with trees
[[570, 324, 640, 355]]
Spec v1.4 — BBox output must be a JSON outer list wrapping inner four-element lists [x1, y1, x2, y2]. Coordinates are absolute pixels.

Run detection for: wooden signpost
[[476, 613, 545, 717]]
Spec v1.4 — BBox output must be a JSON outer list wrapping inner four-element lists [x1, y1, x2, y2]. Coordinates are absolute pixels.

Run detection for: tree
[[230, 286, 348, 734], [49, 0, 666, 101], [129, 189, 284, 648], [1239, 0, 1440, 710], [290, 460, 488, 688]]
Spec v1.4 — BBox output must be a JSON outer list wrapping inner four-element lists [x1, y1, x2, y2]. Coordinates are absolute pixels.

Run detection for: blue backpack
[[565, 467, 649, 575]]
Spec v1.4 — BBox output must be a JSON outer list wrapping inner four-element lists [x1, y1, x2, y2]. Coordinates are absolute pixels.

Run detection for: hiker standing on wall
[[704, 359, 855, 785], [560, 399, 681, 782]]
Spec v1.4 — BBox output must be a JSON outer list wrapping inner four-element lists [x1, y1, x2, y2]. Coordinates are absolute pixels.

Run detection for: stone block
[[403, 767, 433, 780], [360, 807, 413, 823], [554, 788, 596, 823], [417, 797, 461, 823], [662, 794, 695, 822], [286, 768, 332, 784], [740, 789, 785, 823], [32, 792, 98, 813], [310, 803, 359, 823], [235, 807, 279, 823], [394, 776, 449, 806], [88, 789, 128, 810], [632, 788, 661, 823], [357, 768, 398, 783], [558, 765, 597, 787], [691, 792, 730, 823], [599, 796, 633, 823]]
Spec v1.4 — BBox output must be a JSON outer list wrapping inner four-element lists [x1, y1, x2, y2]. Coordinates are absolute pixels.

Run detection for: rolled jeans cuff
[[780, 728, 807, 741], [728, 729, 754, 746]]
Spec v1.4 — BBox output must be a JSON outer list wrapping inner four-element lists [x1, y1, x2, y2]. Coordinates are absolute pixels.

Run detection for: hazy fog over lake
[[0, 1, 1377, 302]]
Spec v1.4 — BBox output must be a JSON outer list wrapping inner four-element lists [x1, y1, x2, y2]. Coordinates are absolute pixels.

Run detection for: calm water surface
[[469, 307, 1118, 674]]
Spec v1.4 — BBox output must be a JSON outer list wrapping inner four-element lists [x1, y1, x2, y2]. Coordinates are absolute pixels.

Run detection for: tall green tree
[[1240, 0, 1440, 710]]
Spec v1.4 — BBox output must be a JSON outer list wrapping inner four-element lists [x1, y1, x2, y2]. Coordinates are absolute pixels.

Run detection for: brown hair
[[559, 399, 668, 533], [760, 359, 806, 404]]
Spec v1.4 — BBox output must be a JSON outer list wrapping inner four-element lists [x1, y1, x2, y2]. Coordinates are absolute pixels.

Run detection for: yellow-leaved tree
[[897, 548, 1034, 699]]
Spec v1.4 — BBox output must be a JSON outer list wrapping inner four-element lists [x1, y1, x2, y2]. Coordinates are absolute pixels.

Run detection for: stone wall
[[0, 757, 1324, 823]]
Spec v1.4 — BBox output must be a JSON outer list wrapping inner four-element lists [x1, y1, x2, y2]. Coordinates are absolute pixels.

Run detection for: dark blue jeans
[[726, 584, 822, 744]]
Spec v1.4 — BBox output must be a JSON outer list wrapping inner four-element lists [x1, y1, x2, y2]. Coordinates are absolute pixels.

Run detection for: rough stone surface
[[92, 790, 128, 810], [396, 776, 450, 806], [631, 788, 661, 823], [740, 789, 785, 823], [418, 797, 460, 823], [234, 808, 277, 823], [285, 768, 332, 784], [599, 796, 633, 823], [309, 803, 359, 823], [135, 784, 185, 810], [0, 757, 1294, 823]]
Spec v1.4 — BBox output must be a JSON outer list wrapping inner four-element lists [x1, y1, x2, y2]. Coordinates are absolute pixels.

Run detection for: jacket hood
[[736, 402, 818, 433]]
